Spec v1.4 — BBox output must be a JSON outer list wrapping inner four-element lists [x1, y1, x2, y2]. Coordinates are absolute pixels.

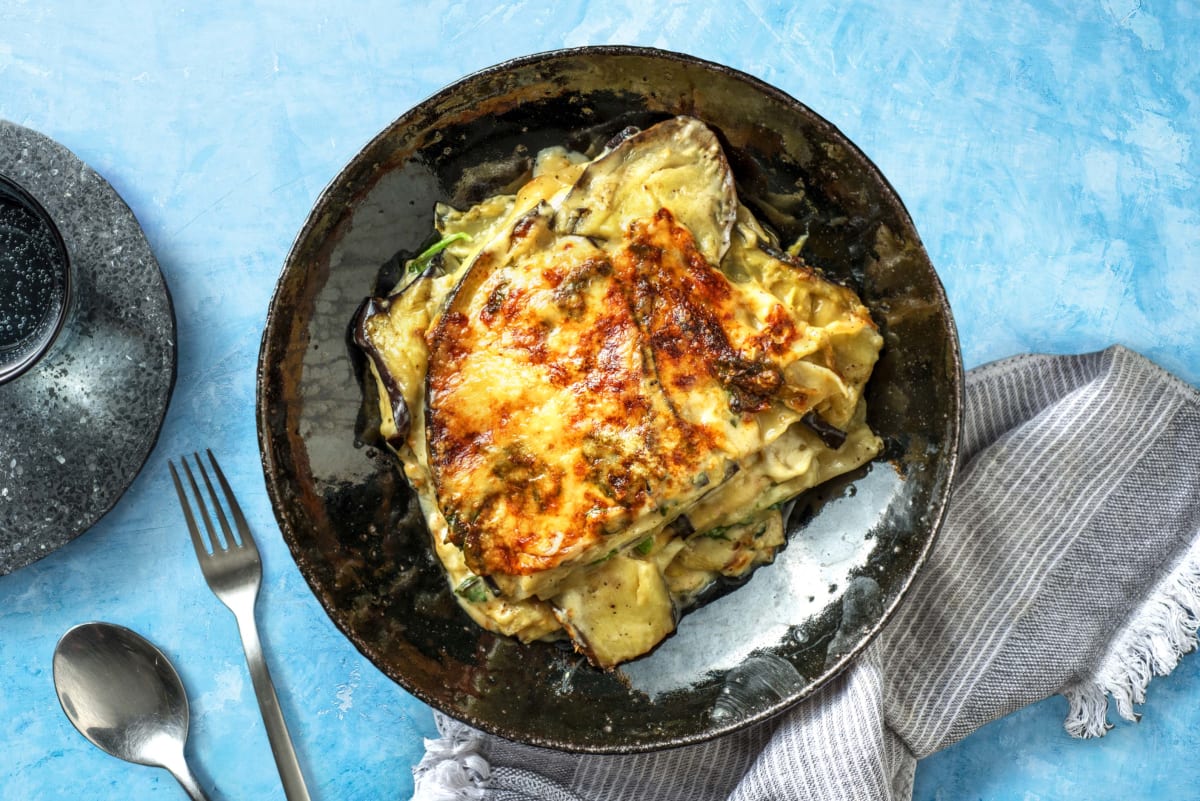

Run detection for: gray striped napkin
[[413, 346, 1200, 801]]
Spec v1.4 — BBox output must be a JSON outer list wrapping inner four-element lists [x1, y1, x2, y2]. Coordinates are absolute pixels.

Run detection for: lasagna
[[354, 117, 883, 668]]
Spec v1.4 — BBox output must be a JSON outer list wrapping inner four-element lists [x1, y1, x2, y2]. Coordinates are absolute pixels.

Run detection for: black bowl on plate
[[257, 46, 961, 753]]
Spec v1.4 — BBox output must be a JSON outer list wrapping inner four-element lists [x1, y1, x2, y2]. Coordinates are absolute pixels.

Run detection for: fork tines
[[169, 450, 258, 558]]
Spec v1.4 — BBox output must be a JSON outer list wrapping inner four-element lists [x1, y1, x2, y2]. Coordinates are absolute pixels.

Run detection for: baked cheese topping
[[355, 117, 883, 667]]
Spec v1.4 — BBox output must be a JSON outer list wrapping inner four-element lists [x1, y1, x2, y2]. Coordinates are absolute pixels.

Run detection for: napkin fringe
[[412, 718, 491, 801], [1062, 534, 1200, 738]]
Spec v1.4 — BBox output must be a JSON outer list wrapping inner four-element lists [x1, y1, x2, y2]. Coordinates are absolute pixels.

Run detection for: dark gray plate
[[257, 46, 961, 753], [0, 121, 176, 576]]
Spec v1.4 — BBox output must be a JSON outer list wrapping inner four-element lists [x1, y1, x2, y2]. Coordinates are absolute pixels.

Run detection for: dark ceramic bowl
[[257, 46, 961, 753], [0, 171, 71, 385]]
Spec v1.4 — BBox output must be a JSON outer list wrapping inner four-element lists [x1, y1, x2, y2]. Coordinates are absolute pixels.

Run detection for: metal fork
[[169, 450, 312, 801]]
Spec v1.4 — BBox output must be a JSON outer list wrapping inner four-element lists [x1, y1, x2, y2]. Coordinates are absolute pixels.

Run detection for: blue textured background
[[2, 2, 1197, 799]]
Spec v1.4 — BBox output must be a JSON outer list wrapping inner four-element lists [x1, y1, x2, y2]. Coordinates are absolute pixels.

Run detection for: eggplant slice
[[553, 115, 737, 266]]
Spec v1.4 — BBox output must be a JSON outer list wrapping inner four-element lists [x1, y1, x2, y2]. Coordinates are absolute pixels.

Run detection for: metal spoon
[[52, 622, 211, 801]]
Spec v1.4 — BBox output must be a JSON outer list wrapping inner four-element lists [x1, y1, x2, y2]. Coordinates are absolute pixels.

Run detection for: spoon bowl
[[53, 622, 210, 801]]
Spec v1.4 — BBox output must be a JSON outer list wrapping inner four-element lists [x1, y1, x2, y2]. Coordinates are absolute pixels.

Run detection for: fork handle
[[234, 607, 313, 801]]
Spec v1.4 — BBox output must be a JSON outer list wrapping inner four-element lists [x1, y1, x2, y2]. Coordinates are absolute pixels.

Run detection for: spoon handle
[[235, 605, 313, 801], [161, 753, 212, 801]]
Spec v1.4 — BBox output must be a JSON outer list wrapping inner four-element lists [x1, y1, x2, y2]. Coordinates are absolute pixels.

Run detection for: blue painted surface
[[1, 2, 1197, 799]]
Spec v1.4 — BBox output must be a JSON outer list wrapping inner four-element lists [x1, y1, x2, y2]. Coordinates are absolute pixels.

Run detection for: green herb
[[409, 232, 472, 273], [701, 527, 731, 541], [633, 537, 654, 556], [454, 575, 489, 603], [589, 548, 617, 565]]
